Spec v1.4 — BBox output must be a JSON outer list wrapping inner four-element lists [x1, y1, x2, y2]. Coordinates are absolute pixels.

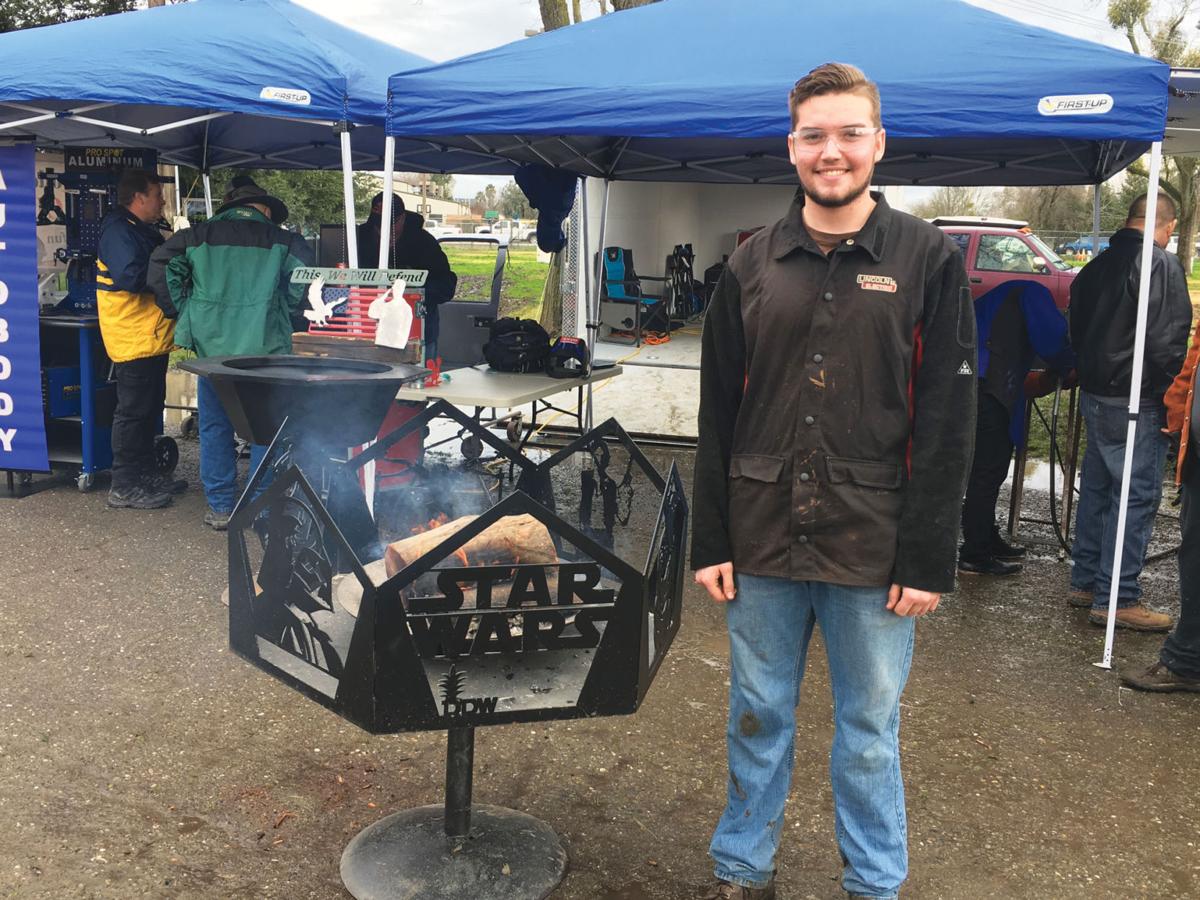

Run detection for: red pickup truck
[[932, 217, 1076, 310]]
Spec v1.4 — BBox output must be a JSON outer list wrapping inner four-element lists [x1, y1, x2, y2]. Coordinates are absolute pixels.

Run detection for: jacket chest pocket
[[826, 455, 903, 490]]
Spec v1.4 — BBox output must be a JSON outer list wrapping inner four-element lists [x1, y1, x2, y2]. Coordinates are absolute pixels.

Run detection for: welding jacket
[[1165, 317, 1200, 485], [96, 207, 171, 363], [148, 206, 312, 358], [690, 192, 977, 594]]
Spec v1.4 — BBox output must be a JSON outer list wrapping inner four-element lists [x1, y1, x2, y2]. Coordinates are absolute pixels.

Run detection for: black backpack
[[483, 317, 552, 373]]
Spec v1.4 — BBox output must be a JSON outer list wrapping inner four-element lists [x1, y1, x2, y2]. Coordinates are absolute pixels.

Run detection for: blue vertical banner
[[0, 145, 50, 472]]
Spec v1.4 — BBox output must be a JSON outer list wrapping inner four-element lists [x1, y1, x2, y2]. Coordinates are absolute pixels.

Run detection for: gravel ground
[[0, 432, 1196, 899]]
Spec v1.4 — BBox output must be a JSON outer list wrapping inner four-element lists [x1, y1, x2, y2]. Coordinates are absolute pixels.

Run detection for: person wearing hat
[[149, 177, 313, 530], [356, 192, 457, 359]]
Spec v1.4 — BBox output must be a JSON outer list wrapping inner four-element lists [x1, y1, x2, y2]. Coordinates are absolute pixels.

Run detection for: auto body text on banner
[[0, 145, 49, 472]]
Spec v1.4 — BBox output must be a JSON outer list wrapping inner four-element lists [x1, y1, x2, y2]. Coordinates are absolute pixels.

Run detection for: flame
[[410, 512, 450, 535], [453, 547, 470, 567]]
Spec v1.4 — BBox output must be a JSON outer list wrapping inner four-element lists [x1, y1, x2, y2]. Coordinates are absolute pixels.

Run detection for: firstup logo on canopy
[[1038, 94, 1114, 116]]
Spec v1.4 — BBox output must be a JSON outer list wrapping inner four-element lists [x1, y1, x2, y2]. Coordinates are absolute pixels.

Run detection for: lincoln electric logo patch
[[1038, 94, 1113, 116], [857, 274, 897, 293]]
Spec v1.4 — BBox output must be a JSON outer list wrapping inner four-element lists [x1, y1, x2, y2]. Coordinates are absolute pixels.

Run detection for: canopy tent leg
[[1092, 184, 1101, 259], [579, 178, 592, 429], [1095, 140, 1163, 670], [378, 136, 396, 269], [341, 127, 359, 268], [174, 166, 182, 218], [202, 172, 213, 219], [584, 178, 611, 432]]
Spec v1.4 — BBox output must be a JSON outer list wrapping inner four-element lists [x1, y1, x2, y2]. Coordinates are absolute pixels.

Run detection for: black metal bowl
[[178, 355, 427, 446]]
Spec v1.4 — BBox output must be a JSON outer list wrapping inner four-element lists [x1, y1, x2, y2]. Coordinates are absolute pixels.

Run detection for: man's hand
[[695, 563, 736, 603], [887, 584, 940, 617]]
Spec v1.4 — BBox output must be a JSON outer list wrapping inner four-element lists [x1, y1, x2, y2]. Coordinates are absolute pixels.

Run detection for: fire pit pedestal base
[[340, 728, 567, 899], [341, 805, 567, 900]]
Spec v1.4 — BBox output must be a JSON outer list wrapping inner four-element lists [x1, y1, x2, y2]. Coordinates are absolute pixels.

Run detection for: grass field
[[442, 243, 550, 321]]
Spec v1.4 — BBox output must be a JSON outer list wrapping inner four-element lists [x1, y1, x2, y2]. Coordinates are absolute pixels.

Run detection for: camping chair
[[665, 243, 701, 322], [597, 247, 669, 346]]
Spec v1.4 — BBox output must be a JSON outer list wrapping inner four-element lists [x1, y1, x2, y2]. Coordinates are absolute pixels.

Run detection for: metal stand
[[340, 728, 568, 900]]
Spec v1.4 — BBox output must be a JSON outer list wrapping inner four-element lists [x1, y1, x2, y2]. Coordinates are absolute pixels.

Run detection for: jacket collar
[[212, 205, 273, 225], [772, 187, 892, 262], [117, 205, 160, 236]]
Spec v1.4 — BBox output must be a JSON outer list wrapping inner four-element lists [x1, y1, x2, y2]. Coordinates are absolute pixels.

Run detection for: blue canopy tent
[[384, 0, 1172, 668], [0, 0, 513, 264], [383, 0, 1166, 187]]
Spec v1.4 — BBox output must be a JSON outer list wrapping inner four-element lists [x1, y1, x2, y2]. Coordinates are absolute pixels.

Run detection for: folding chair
[[597, 247, 669, 346]]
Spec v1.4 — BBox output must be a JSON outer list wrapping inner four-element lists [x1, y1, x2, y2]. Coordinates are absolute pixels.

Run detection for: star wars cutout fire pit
[[190, 358, 687, 900]]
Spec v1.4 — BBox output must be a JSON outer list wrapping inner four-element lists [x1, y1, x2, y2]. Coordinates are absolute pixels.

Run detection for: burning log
[[335, 514, 561, 617], [383, 514, 557, 578]]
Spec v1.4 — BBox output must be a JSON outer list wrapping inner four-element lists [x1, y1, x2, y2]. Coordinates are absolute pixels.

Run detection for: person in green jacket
[[149, 178, 313, 530]]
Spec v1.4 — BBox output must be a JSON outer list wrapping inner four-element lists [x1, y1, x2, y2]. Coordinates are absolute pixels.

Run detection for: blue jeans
[[1070, 392, 1168, 608], [711, 575, 916, 899], [197, 376, 267, 514]]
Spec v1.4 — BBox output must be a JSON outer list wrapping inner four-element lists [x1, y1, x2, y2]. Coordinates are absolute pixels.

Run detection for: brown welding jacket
[[690, 192, 977, 594]]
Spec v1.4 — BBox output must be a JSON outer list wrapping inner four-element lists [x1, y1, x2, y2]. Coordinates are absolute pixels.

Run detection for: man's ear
[[873, 128, 886, 164]]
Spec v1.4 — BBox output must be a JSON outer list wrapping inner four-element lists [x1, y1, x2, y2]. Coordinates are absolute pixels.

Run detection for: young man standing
[[692, 63, 976, 899], [97, 169, 182, 510]]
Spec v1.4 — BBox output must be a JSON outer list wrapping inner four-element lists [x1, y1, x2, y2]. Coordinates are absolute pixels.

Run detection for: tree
[[429, 173, 454, 200], [498, 182, 534, 220], [1107, 0, 1200, 273], [0, 0, 135, 33], [908, 186, 991, 220], [180, 167, 376, 234], [538, 0, 569, 30], [994, 186, 1090, 233]]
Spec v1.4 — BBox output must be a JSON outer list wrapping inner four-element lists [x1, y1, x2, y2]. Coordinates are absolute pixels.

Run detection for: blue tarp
[[385, 0, 1169, 185], [0, 0, 514, 172]]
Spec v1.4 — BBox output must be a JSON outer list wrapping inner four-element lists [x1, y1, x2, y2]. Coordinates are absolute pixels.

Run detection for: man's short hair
[[371, 192, 406, 218], [789, 62, 881, 129], [1127, 192, 1177, 224], [117, 169, 159, 207]]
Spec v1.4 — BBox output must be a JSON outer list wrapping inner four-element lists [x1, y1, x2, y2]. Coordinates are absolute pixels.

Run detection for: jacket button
[[823, 291, 833, 301], [798, 535, 809, 544], [845, 238, 855, 245], [813, 353, 824, 363], [804, 415, 815, 425], [800, 472, 811, 482]]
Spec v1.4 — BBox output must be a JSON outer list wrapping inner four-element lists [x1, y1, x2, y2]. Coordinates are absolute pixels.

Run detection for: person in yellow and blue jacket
[[96, 169, 184, 510]]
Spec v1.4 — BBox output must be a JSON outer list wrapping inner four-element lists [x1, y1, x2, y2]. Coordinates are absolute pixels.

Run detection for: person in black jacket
[[691, 63, 976, 900], [356, 193, 457, 359], [1068, 192, 1193, 632]]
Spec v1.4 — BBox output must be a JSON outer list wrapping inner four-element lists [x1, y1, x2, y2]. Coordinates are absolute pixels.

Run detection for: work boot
[[990, 533, 1027, 561], [143, 471, 188, 495], [107, 483, 171, 510], [204, 508, 232, 531], [1121, 661, 1200, 693], [957, 555, 1022, 576], [1088, 604, 1173, 632], [701, 879, 775, 899], [1067, 588, 1093, 608]]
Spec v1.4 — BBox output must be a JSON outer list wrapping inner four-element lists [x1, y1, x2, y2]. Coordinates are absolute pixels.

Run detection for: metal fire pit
[[200, 361, 688, 899]]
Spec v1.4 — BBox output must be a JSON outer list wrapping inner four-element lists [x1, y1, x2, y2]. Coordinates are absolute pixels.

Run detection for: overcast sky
[[294, 0, 1147, 198]]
